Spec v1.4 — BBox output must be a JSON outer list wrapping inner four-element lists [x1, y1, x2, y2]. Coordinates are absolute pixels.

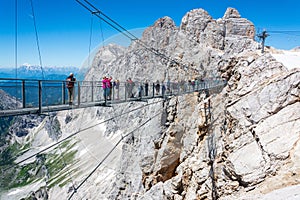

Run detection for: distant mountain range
[[0, 65, 84, 80], [291, 46, 300, 51], [0, 65, 87, 107]]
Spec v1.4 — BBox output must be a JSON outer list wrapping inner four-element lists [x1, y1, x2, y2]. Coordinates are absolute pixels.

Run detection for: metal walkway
[[0, 78, 226, 117]]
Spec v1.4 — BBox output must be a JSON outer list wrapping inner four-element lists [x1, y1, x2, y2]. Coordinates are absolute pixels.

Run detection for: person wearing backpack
[[102, 76, 108, 100], [66, 73, 76, 105]]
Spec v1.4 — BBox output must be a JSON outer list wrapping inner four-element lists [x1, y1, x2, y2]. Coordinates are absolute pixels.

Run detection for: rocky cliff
[[1, 7, 299, 200]]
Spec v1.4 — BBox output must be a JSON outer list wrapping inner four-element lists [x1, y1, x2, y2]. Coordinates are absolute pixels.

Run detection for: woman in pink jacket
[[102, 76, 108, 100]]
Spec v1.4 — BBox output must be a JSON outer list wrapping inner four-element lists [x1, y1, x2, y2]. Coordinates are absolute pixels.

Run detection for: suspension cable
[[81, 0, 174, 62], [268, 30, 300, 37], [6, 99, 164, 170], [75, 0, 134, 40], [82, 0, 139, 40], [67, 110, 162, 200], [99, 17, 105, 48], [29, 0, 45, 78], [88, 14, 94, 68], [75, 0, 191, 71], [29, 0, 58, 115], [14, 0, 18, 109], [14, 0, 18, 79], [56, 139, 78, 198]]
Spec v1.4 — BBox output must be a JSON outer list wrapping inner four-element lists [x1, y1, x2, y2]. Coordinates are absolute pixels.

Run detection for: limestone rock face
[[215, 53, 300, 198], [0, 90, 21, 110], [180, 8, 214, 43], [223, 7, 241, 19], [223, 7, 255, 39], [136, 53, 300, 200], [82, 7, 257, 86], [179, 7, 255, 52], [153, 16, 177, 29]]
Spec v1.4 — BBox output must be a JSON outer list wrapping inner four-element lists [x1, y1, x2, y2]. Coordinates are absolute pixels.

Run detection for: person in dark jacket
[[66, 73, 76, 105], [144, 80, 149, 96], [155, 80, 160, 95]]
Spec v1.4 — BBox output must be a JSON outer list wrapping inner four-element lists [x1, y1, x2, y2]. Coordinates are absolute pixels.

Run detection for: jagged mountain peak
[[223, 7, 241, 19], [180, 8, 213, 32], [152, 16, 176, 29]]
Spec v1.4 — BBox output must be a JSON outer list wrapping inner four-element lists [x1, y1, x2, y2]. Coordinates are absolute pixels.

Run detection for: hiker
[[102, 76, 109, 100], [161, 82, 166, 97], [195, 78, 199, 91], [191, 79, 195, 91], [180, 80, 185, 93], [172, 80, 178, 94], [144, 80, 149, 96], [166, 78, 171, 94], [66, 73, 76, 105], [108, 76, 113, 100], [138, 83, 144, 98], [155, 80, 160, 95], [126, 78, 135, 98], [114, 79, 120, 100]]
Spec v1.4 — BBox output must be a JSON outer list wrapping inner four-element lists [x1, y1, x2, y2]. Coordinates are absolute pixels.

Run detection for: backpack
[[67, 77, 75, 88]]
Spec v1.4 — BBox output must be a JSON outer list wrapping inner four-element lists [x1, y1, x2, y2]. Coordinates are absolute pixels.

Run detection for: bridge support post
[[91, 81, 94, 102], [152, 83, 155, 97], [62, 82, 66, 104], [38, 80, 42, 114], [22, 80, 26, 108], [125, 83, 127, 101], [77, 82, 81, 106], [112, 84, 114, 101]]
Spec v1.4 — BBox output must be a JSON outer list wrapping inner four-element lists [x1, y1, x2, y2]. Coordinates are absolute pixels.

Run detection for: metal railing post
[[77, 82, 81, 106], [91, 81, 94, 102], [38, 80, 42, 114], [22, 80, 26, 108], [152, 83, 155, 97], [125, 83, 127, 101], [112, 84, 115, 101], [62, 82, 66, 104]]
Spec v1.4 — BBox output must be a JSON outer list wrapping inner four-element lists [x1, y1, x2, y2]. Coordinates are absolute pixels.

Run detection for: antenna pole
[[258, 30, 269, 53]]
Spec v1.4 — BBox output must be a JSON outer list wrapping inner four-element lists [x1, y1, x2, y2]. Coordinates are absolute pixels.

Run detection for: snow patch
[[271, 50, 300, 70], [4, 180, 44, 200], [261, 184, 300, 200]]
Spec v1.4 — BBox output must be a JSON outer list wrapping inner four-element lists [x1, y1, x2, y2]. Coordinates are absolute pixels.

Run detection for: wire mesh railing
[[0, 78, 227, 115]]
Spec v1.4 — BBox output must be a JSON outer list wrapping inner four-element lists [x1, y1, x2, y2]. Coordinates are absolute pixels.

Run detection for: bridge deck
[[0, 95, 169, 117], [0, 78, 226, 117]]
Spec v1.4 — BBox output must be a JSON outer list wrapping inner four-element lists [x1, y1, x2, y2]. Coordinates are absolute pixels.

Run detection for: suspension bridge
[[0, 77, 226, 117]]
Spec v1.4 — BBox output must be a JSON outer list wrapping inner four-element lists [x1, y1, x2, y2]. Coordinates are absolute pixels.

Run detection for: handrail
[[0, 78, 227, 117]]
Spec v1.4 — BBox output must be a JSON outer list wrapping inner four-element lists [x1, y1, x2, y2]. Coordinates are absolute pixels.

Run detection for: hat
[[70, 73, 73, 76]]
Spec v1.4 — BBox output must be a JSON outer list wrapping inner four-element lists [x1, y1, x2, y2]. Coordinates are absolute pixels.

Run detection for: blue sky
[[0, 0, 300, 69]]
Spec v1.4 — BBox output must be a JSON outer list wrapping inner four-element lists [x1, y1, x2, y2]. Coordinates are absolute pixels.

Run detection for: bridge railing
[[0, 78, 227, 113]]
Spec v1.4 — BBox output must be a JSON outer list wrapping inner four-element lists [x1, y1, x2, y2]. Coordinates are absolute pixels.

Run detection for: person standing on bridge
[[155, 80, 160, 95], [161, 82, 166, 97], [66, 73, 76, 105], [126, 78, 134, 98], [102, 76, 109, 101], [114, 79, 120, 100], [144, 80, 149, 96], [107, 76, 113, 100]]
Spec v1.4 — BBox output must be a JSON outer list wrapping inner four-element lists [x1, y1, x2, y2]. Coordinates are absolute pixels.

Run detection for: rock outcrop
[[129, 51, 300, 200]]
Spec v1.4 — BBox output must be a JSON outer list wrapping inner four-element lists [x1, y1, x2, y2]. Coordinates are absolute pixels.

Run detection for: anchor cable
[[67, 110, 162, 199], [6, 99, 164, 170]]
